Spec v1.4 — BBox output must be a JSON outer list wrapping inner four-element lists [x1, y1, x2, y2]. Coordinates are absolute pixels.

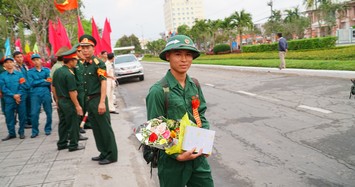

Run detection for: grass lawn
[[143, 45, 355, 71]]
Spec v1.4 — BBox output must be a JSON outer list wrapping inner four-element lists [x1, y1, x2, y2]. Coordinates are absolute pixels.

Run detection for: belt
[[86, 93, 101, 101]]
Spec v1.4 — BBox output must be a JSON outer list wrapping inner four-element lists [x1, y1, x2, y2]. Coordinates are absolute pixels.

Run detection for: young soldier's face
[[14, 54, 24, 63], [81, 45, 95, 58], [166, 49, 193, 74], [33, 58, 42, 68], [4, 60, 14, 70]]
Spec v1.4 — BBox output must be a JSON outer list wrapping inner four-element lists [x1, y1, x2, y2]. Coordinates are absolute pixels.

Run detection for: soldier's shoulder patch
[[93, 58, 100, 65]]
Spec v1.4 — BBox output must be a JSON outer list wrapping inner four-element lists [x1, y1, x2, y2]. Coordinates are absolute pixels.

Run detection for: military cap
[[31, 54, 41, 60], [61, 46, 78, 59], [159, 35, 200, 61], [79, 34, 96, 46], [73, 43, 82, 51], [4, 56, 14, 62], [55, 46, 70, 57]]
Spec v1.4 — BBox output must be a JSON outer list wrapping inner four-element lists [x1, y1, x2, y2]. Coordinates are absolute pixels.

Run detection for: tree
[[229, 10, 254, 46], [146, 39, 165, 56], [263, 10, 283, 37], [190, 19, 209, 51], [115, 34, 142, 54], [177, 24, 190, 36]]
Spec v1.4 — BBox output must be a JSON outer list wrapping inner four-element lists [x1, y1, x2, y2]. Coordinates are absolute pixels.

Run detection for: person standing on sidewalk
[[79, 34, 118, 165], [52, 48, 84, 152], [0, 57, 29, 141], [13, 51, 32, 129], [27, 54, 52, 138], [73, 43, 89, 139], [277, 33, 288, 70], [146, 35, 214, 187], [105, 53, 118, 114]]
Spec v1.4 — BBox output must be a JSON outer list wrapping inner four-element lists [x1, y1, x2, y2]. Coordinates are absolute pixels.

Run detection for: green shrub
[[242, 37, 337, 52], [213, 44, 231, 54]]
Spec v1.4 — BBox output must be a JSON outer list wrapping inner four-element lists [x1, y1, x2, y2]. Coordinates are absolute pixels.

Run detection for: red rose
[[149, 133, 158, 143]]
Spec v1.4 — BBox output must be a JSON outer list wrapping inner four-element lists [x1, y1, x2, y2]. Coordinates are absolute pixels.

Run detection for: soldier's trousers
[[158, 152, 214, 187], [87, 96, 117, 161], [57, 98, 79, 149]]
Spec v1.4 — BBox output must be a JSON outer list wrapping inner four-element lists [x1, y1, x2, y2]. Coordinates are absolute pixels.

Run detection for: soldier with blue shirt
[[27, 54, 52, 138], [0, 57, 29, 141], [13, 51, 32, 128]]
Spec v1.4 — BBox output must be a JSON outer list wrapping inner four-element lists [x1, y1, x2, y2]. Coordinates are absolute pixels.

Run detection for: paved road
[[119, 62, 355, 187], [1, 63, 354, 187]]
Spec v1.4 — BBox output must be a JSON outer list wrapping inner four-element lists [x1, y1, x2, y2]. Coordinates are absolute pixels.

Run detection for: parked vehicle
[[114, 54, 144, 84]]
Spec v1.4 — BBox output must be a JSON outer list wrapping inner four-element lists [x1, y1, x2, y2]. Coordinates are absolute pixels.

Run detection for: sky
[[81, 0, 305, 43]]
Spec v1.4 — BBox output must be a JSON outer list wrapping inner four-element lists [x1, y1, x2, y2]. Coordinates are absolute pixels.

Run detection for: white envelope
[[182, 126, 215, 155]]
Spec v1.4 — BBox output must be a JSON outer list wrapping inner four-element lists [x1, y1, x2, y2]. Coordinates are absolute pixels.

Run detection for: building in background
[[163, 0, 205, 35]]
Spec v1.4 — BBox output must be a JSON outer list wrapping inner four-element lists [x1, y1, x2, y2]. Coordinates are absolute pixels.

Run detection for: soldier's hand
[[76, 106, 83, 116], [98, 102, 106, 115], [176, 147, 203, 162], [13, 94, 21, 104]]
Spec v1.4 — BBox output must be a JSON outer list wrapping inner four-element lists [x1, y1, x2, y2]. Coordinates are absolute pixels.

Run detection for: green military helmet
[[159, 35, 200, 61], [31, 54, 41, 60]]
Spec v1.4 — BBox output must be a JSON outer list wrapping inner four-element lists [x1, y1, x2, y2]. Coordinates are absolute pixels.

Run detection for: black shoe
[[20, 134, 25, 139], [68, 145, 85, 152], [83, 126, 92, 129], [110, 111, 119, 114], [31, 134, 38, 138], [25, 124, 32, 129], [45, 132, 51, 136], [80, 128, 86, 134], [79, 134, 88, 141], [98, 159, 116, 165], [2, 135, 16, 141], [57, 146, 68, 150], [92, 156, 103, 161]]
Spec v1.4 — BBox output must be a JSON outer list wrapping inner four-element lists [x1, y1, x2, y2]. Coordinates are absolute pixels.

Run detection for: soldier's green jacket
[[146, 70, 214, 187], [83, 56, 106, 96], [52, 66, 77, 98]]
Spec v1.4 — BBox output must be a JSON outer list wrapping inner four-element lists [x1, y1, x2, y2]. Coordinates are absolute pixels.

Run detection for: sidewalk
[[0, 99, 156, 186]]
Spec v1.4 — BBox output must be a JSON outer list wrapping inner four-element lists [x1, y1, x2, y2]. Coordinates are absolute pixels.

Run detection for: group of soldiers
[[0, 34, 118, 165]]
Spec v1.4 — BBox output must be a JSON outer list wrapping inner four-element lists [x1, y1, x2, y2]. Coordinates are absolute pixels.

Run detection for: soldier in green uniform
[[73, 44, 88, 139], [146, 35, 214, 187], [52, 47, 84, 152], [79, 34, 118, 165]]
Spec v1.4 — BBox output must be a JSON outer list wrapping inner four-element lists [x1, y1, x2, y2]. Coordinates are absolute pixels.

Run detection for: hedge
[[213, 44, 231, 54], [242, 36, 337, 52]]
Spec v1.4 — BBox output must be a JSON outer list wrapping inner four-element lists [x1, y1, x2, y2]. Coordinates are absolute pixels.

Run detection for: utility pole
[[267, 0, 273, 18]]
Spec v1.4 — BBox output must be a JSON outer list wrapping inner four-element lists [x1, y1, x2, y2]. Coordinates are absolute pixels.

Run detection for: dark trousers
[[57, 98, 79, 149], [87, 96, 117, 161]]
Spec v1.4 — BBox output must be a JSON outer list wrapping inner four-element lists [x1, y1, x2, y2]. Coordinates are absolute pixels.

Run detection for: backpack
[[140, 76, 200, 175], [350, 79, 355, 99]]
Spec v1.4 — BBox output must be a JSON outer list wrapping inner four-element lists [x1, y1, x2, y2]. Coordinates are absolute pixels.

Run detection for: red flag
[[57, 18, 72, 49], [54, 0, 78, 13], [101, 18, 112, 53], [77, 16, 85, 40], [15, 38, 23, 52], [48, 20, 59, 54], [91, 17, 102, 56]]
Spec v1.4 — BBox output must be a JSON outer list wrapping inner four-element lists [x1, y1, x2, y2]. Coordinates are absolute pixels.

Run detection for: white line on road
[[297, 105, 333, 114], [205, 83, 215, 87], [236, 91, 257, 96]]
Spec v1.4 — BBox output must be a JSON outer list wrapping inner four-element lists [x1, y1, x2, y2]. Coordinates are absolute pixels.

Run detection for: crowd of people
[[0, 34, 118, 165]]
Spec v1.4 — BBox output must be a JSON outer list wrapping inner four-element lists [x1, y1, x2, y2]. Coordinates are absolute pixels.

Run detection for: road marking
[[205, 83, 215, 87], [237, 91, 257, 96], [298, 105, 333, 114]]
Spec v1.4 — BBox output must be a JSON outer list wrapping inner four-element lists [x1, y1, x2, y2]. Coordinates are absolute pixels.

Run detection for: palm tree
[[229, 10, 254, 47], [284, 7, 300, 23]]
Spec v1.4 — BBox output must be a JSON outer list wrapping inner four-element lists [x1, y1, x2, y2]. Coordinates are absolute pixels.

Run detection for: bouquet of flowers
[[135, 113, 196, 154]]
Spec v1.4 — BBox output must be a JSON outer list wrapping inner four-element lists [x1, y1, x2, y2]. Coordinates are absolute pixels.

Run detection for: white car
[[114, 54, 144, 84]]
